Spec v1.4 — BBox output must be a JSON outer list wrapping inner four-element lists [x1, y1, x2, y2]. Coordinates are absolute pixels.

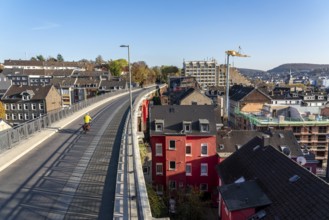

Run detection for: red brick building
[[149, 105, 219, 199]]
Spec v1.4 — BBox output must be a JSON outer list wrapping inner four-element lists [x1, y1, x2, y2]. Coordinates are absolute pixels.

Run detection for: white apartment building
[[182, 60, 218, 88]]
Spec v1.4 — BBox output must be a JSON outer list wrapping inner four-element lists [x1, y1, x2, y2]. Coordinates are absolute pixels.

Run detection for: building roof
[[100, 80, 127, 88], [216, 136, 329, 219], [75, 78, 100, 86], [4, 60, 85, 68], [230, 85, 271, 102], [149, 105, 217, 136], [2, 85, 53, 100], [217, 130, 303, 158], [229, 85, 254, 101], [50, 77, 77, 87], [2, 68, 74, 77], [219, 180, 272, 211]]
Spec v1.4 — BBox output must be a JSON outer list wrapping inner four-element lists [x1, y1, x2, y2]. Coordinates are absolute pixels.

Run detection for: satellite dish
[[297, 156, 307, 166], [281, 146, 291, 157]]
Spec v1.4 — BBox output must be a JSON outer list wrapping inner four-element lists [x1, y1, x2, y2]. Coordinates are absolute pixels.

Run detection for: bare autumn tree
[[131, 61, 156, 87], [0, 102, 5, 119]]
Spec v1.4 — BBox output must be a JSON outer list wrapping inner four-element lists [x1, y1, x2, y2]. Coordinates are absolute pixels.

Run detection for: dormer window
[[199, 119, 209, 133], [22, 95, 30, 100], [183, 121, 192, 133], [155, 119, 164, 132]]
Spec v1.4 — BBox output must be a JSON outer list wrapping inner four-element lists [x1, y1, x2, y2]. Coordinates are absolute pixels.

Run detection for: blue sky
[[1, 0, 329, 71]]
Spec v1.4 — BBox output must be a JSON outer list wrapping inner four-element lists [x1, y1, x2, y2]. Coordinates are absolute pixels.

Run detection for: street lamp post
[[120, 45, 133, 139]]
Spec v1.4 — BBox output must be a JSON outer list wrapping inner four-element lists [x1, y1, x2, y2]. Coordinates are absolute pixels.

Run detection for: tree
[[161, 65, 180, 83], [30, 57, 37, 61], [173, 187, 208, 220], [0, 64, 3, 73], [95, 55, 104, 65], [47, 56, 57, 62], [57, 54, 64, 62], [152, 66, 162, 83], [36, 55, 45, 61], [147, 184, 167, 218], [109, 59, 128, 76], [0, 102, 5, 119], [131, 61, 156, 87]]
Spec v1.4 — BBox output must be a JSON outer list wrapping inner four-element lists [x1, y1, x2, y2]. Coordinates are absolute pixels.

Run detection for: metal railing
[[0, 90, 126, 153], [235, 108, 329, 126], [131, 85, 165, 219]]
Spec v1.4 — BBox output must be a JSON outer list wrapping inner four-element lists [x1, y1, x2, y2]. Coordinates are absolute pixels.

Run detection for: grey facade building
[[182, 60, 218, 89]]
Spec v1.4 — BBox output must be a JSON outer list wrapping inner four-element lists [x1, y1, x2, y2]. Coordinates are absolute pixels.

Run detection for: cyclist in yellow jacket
[[83, 113, 92, 132]]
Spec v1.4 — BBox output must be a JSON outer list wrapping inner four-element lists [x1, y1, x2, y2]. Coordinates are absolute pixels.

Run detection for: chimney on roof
[[261, 134, 270, 148]]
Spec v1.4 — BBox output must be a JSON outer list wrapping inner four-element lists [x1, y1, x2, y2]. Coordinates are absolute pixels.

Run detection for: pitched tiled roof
[[100, 80, 127, 88], [72, 71, 109, 77], [50, 78, 76, 87], [2, 68, 73, 77], [219, 180, 272, 211], [150, 105, 217, 136], [217, 136, 329, 219], [229, 85, 254, 101], [75, 78, 100, 86], [217, 130, 303, 158], [230, 85, 272, 102], [2, 85, 53, 100], [4, 60, 85, 68]]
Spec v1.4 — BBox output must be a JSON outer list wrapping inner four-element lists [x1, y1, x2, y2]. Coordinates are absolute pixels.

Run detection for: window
[[5, 104, 9, 110], [24, 113, 29, 120], [169, 140, 176, 150], [186, 144, 192, 156], [12, 114, 17, 120], [186, 164, 192, 176], [199, 119, 210, 132], [201, 144, 208, 156], [156, 163, 163, 175], [155, 119, 164, 132], [200, 183, 208, 191], [22, 95, 30, 100], [32, 113, 37, 119], [24, 104, 29, 110], [183, 121, 192, 132], [11, 104, 16, 110], [169, 161, 176, 170], [6, 114, 10, 120], [156, 143, 163, 156], [156, 123, 163, 131], [201, 123, 209, 132], [201, 163, 208, 176], [39, 103, 44, 110], [17, 104, 22, 110], [319, 126, 327, 133], [143, 166, 149, 175], [169, 180, 176, 190], [31, 103, 36, 110], [18, 113, 23, 120], [156, 184, 164, 195]]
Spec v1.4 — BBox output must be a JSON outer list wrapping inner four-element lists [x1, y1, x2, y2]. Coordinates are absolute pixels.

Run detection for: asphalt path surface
[[0, 93, 134, 220]]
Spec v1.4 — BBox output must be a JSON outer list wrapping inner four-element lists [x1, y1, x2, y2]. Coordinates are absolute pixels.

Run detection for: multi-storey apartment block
[[149, 105, 219, 199], [1, 85, 62, 126], [182, 60, 217, 88]]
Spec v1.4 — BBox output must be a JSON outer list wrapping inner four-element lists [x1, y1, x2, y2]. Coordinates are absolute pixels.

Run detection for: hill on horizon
[[267, 63, 329, 73], [238, 63, 329, 75]]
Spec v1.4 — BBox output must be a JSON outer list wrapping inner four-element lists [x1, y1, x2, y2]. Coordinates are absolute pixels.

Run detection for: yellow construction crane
[[224, 49, 250, 127], [225, 50, 249, 57]]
